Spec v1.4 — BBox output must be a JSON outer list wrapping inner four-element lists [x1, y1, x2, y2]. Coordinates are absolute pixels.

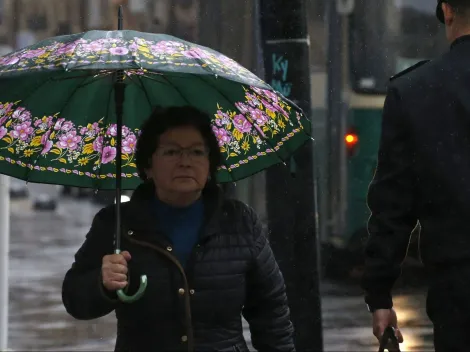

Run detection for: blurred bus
[[316, 0, 448, 275]]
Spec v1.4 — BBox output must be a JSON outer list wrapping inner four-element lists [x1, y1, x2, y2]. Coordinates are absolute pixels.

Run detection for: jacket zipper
[[125, 236, 195, 352]]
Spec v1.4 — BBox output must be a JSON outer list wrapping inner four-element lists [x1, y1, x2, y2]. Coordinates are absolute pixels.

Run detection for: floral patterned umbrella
[[0, 30, 311, 189]]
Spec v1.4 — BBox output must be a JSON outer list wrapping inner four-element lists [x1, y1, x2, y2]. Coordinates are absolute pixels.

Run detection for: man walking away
[[362, 1, 470, 351]]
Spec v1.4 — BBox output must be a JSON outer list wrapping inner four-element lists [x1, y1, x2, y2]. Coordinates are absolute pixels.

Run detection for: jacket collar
[[123, 181, 224, 240], [450, 34, 470, 50]]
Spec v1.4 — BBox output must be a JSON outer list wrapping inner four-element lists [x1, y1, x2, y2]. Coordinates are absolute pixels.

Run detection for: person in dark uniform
[[362, 1, 470, 351]]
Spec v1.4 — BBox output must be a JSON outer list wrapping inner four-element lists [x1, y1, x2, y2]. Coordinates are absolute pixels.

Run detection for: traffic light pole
[[259, 0, 323, 350]]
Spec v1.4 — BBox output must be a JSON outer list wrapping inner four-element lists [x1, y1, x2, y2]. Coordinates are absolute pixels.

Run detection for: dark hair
[[449, 0, 470, 17], [135, 106, 221, 182]]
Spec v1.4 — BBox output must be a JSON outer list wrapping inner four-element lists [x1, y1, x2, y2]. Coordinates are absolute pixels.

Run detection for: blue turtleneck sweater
[[153, 197, 204, 268]]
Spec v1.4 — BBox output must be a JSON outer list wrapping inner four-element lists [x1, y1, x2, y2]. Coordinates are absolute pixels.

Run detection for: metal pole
[[0, 175, 10, 351], [259, 0, 323, 350]]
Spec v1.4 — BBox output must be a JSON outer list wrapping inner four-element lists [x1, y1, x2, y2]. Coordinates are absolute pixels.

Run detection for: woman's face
[[146, 126, 211, 196]]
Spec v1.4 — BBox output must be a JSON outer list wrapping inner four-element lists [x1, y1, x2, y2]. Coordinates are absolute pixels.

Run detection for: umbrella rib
[[22, 75, 91, 181], [135, 72, 172, 87], [93, 75, 114, 190], [49, 70, 114, 83], [191, 74, 286, 172], [156, 74, 191, 105], [134, 75, 154, 112], [49, 71, 104, 81]]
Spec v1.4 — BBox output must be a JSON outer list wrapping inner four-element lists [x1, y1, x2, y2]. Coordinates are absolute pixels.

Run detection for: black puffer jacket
[[62, 182, 295, 352]]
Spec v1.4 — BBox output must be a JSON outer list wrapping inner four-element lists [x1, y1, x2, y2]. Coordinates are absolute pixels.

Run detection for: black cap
[[436, 0, 445, 23], [437, 0, 470, 23]]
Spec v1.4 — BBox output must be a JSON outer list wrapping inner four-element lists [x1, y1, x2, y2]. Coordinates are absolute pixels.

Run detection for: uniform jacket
[[362, 35, 470, 310]]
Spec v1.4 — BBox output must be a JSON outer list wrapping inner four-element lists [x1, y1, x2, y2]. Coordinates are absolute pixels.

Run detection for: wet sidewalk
[[8, 188, 434, 351]]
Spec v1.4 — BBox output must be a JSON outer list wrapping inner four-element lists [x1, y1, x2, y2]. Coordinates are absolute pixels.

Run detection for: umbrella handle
[[114, 249, 148, 303], [379, 326, 401, 352]]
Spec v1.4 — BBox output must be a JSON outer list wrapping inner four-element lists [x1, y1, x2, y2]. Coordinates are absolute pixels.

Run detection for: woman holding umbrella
[[61, 106, 296, 352]]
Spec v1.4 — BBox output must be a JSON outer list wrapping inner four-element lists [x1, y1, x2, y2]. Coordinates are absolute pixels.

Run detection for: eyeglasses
[[155, 145, 210, 162]]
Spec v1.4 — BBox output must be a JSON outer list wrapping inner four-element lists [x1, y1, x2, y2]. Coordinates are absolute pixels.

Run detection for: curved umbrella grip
[[116, 274, 148, 303], [114, 249, 148, 303]]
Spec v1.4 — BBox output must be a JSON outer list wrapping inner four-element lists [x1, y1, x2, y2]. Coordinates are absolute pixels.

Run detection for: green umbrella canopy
[[0, 30, 312, 189]]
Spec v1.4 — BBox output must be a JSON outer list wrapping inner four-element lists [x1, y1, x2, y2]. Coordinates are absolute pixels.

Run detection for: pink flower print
[[182, 49, 206, 59], [93, 136, 104, 152], [84, 41, 104, 52], [0, 103, 13, 116], [109, 47, 129, 56], [1, 56, 19, 65], [252, 87, 278, 101], [44, 116, 54, 128], [0, 126, 7, 139], [55, 44, 75, 56], [212, 126, 231, 147], [150, 41, 183, 55], [101, 146, 117, 164], [107, 124, 118, 136], [54, 118, 65, 130], [41, 130, 51, 145], [128, 43, 139, 52], [250, 109, 268, 126], [233, 115, 252, 133], [41, 140, 53, 155], [21, 49, 46, 59], [274, 104, 289, 119], [262, 100, 278, 116], [92, 123, 100, 133], [254, 125, 266, 139], [215, 118, 223, 127], [235, 102, 250, 114], [12, 108, 31, 122], [61, 121, 74, 132], [122, 134, 137, 154], [121, 126, 130, 138], [0, 116, 7, 126], [80, 122, 100, 137], [263, 89, 279, 103], [247, 93, 262, 108], [57, 130, 81, 150], [10, 121, 33, 141], [55, 39, 85, 56], [35, 116, 53, 130]]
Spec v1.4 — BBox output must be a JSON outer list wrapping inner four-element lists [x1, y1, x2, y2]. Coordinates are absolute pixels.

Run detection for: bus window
[[349, 0, 448, 94]]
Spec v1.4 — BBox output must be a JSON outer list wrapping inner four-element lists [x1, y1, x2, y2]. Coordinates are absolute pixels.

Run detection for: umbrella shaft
[[114, 79, 125, 251]]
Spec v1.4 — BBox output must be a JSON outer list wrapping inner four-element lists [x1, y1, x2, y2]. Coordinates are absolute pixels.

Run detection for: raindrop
[[94, 189, 99, 195], [215, 74, 218, 79]]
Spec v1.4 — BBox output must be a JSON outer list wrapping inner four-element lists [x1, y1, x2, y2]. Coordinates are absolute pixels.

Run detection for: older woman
[[61, 106, 295, 352]]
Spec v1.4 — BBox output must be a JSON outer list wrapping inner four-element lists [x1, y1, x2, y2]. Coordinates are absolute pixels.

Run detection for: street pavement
[[7, 182, 434, 351]]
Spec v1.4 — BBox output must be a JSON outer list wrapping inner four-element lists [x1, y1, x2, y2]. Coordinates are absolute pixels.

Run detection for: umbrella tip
[[118, 5, 124, 30]]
